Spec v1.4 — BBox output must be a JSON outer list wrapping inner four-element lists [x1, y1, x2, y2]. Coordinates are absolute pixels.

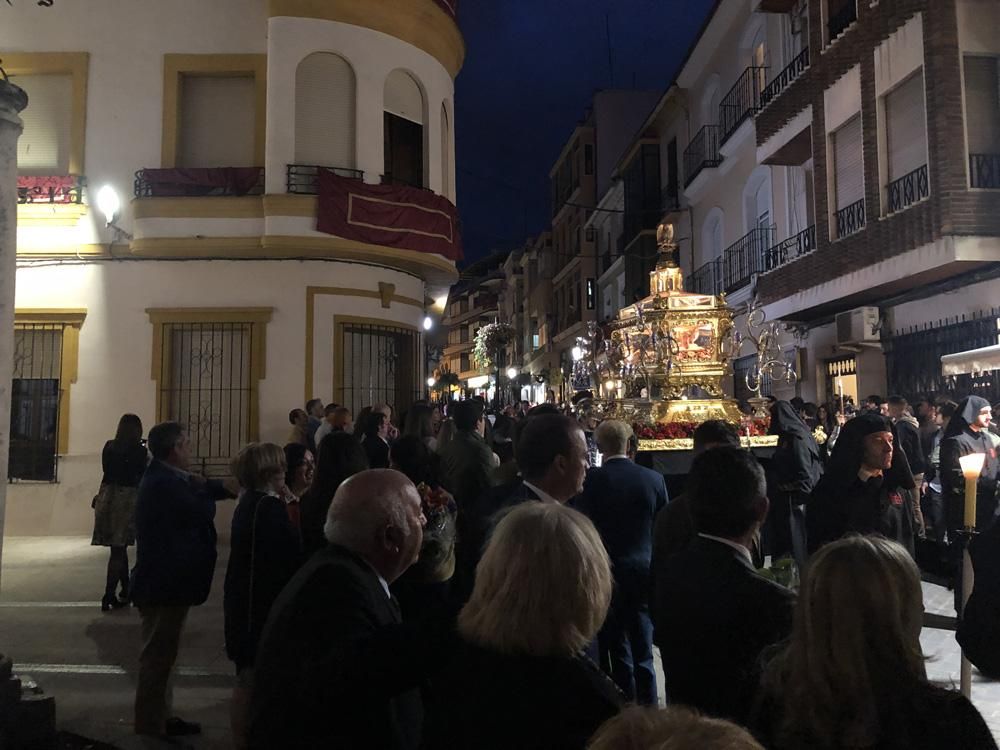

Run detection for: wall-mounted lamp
[[96, 184, 133, 243]]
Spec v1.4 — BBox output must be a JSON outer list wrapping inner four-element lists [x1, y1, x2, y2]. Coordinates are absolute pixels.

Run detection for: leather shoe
[[164, 717, 201, 737]]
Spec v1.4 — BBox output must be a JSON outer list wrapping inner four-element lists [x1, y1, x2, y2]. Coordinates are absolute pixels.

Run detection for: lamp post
[[958, 452, 985, 698]]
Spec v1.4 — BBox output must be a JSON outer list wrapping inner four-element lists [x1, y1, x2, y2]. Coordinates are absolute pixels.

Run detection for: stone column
[[0, 78, 28, 590]]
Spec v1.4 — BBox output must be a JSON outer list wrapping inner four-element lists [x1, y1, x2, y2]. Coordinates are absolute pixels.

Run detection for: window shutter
[[11, 74, 73, 175], [834, 114, 864, 209], [886, 71, 928, 180], [965, 56, 1000, 155], [179, 75, 256, 168], [384, 70, 424, 124], [295, 53, 356, 169]]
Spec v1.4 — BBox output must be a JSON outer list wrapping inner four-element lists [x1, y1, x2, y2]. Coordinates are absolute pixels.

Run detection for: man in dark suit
[[574, 419, 667, 705], [652, 446, 795, 725], [360, 409, 391, 468], [249, 469, 433, 749], [131, 421, 235, 740]]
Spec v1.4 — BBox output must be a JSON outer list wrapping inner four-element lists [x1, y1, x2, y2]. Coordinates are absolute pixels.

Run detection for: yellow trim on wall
[[268, 0, 464, 77], [132, 196, 264, 220], [161, 54, 268, 168], [2, 52, 89, 175], [16, 203, 89, 226], [14, 309, 87, 455], [331, 314, 420, 409], [16, 243, 124, 258], [303, 287, 423, 402], [145, 307, 273, 443], [262, 194, 315, 217]]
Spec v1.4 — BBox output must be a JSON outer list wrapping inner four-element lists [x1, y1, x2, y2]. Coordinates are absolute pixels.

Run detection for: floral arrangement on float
[[631, 416, 775, 451], [472, 322, 516, 369]]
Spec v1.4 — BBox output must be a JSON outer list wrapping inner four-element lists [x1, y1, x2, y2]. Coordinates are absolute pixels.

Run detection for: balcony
[[134, 167, 264, 198], [688, 258, 723, 296], [828, 1, 857, 42], [835, 198, 866, 239], [763, 225, 816, 273], [683, 125, 722, 188], [970, 153, 1000, 189], [760, 47, 809, 111], [286, 164, 363, 194], [719, 66, 768, 145], [887, 165, 929, 214], [17, 175, 85, 205], [723, 226, 775, 294]]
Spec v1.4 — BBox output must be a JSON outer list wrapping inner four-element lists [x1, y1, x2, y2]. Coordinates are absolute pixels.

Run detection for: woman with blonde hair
[[426, 502, 623, 749], [588, 706, 763, 750], [753, 535, 997, 750], [223, 442, 303, 749]]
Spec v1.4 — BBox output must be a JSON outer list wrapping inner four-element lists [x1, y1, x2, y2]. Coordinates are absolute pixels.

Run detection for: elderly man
[[574, 419, 667, 705], [249, 470, 429, 749], [314, 403, 351, 451], [131, 422, 235, 740]]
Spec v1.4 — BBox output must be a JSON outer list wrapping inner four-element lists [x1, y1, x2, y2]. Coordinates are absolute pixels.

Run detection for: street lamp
[[422, 315, 433, 331], [506, 367, 518, 380]]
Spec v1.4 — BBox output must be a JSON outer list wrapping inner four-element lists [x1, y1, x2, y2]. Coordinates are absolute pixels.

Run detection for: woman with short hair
[[588, 706, 763, 750], [224, 442, 303, 749], [426, 502, 623, 749], [92, 413, 148, 611], [753, 535, 997, 750]]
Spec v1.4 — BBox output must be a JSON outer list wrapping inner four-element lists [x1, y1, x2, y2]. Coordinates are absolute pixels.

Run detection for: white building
[[3, 0, 463, 534]]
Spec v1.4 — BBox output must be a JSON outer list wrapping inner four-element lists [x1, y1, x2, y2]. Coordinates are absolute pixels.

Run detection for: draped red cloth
[[316, 169, 463, 262], [136, 167, 263, 197]]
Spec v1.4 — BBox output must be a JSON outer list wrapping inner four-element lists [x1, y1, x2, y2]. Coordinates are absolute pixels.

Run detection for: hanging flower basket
[[473, 323, 516, 369]]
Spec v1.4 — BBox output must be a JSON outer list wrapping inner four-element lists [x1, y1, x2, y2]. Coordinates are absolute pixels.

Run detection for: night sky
[[454, 0, 715, 266]]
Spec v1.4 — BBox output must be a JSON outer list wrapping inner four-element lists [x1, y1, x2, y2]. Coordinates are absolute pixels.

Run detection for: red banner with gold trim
[[316, 169, 463, 262]]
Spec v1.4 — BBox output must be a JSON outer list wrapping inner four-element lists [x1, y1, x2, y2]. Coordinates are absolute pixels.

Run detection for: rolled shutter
[[834, 114, 864, 209], [965, 56, 1000, 155], [886, 71, 928, 180], [384, 70, 424, 125], [295, 53, 356, 169], [11, 73, 73, 175], [179, 75, 256, 168]]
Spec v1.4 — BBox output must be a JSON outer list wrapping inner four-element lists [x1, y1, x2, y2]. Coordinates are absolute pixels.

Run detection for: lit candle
[[959, 453, 986, 528]]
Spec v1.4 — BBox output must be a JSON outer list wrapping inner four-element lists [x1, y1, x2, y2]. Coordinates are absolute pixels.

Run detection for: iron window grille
[[683, 125, 723, 187], [887, 164, 929, 214], [338, 322, 421, 418], [764, 225, 816, 273], [723, 226, 775, 294], [970, 153, 1000, 189], [835, 199, 866, 239], [719, 66, 769, 145], [688, 259, 723, 296], [9, 324, 65, 482]]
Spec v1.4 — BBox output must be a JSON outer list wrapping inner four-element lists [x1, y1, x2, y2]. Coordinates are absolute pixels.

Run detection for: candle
[[837, 377, 844, 415], [959, 453, 986, 528]]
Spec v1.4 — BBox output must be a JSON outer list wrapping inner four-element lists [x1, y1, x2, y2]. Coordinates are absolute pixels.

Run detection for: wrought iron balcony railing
[[970, 153, 1000, 189], [17, 175, 85, 205], [134, 167, 264, 198], [760, 47, 810, 110], [688, 258, 723, 296], [286, 164, 363, 194], [764, 225, 816, 273], [828, 1, 857, 42], [720, 66, 768, 145], [887, 164, 929, 214], [683, 125, 723, 188], [835, 198, 866, 239], [724, 226, 775, 294]]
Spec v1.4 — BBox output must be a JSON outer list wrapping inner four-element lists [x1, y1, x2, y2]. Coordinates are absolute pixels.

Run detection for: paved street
[[0, 536, 998, 748]]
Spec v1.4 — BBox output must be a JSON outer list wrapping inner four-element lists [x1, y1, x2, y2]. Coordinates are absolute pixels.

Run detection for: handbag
[[91, 482, 111, 510]]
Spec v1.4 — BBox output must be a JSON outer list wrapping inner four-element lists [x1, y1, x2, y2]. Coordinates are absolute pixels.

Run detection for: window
[[586, 278, 596, 310], [148, 308, 270, 478], [885, 71, 929, 212], [965, 56, 1000, 189], [384, 70, 425, 187], [832, 114, 865, 238], [531, 318, 540, 350], [295, 53, 357, 170], [337, 318, 420, 418], [826, 0, 857, 44], [441, 102, 451, 197], [460, 353, 471, 372], [584, 144, 594, 175], [12, 74, 73, 175]]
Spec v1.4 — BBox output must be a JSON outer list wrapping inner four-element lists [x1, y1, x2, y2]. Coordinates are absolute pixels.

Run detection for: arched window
[[702, 208, 725, 262], [742, 166, 773, 234], [295, 52, 356, 170], [700, 75, 721, 127], [441, 102, 451, 198], [384, 69, 426, 187]]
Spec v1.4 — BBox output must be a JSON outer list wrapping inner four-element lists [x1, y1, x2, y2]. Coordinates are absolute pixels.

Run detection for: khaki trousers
[[134, 604, 189, 735]]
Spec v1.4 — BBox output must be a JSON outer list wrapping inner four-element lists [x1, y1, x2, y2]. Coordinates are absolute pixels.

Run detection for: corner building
[[3, 0, 463, 535]]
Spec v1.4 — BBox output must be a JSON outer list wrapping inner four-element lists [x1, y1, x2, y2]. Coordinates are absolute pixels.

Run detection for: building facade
[[4, 0, 463, 534]]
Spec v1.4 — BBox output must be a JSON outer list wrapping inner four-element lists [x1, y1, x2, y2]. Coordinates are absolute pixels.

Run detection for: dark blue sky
[[453, 0, 715, 265]]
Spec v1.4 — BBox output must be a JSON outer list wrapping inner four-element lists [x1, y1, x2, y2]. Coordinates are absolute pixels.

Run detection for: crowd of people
[[84, 389, 1000, 749]]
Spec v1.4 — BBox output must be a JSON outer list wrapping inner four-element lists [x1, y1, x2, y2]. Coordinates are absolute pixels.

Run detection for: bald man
[[248, 470, 428, 749]]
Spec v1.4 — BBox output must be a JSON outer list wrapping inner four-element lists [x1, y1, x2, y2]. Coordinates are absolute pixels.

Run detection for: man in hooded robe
[[939, 395, 999, 536], [807, 412, 916, 557], [765, 401, 824, 568]]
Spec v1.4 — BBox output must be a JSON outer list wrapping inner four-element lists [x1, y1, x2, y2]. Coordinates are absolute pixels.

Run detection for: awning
[[941, 344, 1000, 376]]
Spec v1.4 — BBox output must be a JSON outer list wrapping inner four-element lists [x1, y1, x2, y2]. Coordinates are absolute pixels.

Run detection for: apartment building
[[3, 0, 463, 534], [753, 0, 1000, 405], [519, 232, 557, 392]]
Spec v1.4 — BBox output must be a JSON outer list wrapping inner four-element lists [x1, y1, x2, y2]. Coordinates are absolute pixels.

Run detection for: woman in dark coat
[[92, 413, 148, 611], [766, 401, 823, 568], [299, 431, 368, 557], [807, 412, 916, 556]]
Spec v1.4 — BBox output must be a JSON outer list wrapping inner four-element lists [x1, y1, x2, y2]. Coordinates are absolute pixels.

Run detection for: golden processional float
[[573, 223, 785, 453]]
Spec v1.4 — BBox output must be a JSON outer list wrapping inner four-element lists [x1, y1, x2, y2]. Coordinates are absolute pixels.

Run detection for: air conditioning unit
[[836, 306, 881, 347]]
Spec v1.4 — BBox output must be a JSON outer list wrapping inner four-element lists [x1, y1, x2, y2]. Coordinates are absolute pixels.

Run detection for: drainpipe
[[0, 76, 27, 591]]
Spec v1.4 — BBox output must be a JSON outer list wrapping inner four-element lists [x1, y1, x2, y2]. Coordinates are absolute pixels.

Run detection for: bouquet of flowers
[[415, 483, 457, 582]]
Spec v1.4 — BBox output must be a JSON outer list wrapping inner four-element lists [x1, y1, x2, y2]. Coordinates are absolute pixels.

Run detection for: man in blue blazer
[[574, 419, 668, 705], [131, 421, 234, 739]]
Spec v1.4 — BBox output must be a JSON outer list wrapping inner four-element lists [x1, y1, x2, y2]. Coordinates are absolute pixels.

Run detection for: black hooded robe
[[939, 396, 999, 535], [807, 413, 916, 557], [766, 401, 824, 568]]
